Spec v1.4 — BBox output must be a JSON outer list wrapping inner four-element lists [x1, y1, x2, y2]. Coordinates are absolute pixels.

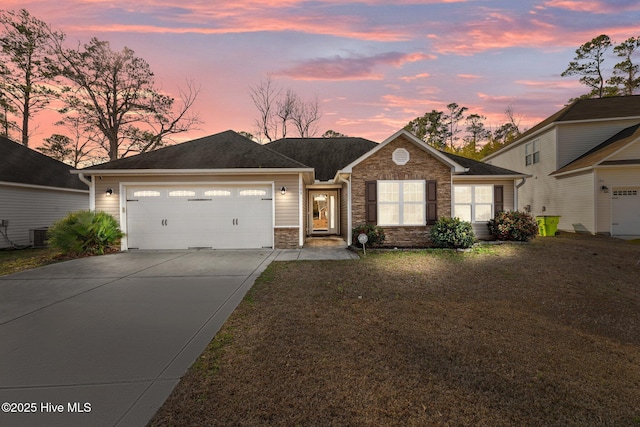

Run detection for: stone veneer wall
[[351, 134, 452, 247], [274, 227, 300, 249]]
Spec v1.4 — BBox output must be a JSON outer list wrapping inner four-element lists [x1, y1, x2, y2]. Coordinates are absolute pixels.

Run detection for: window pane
[[239, 189, 267, 196], [403, 181, 424, 202], [168, 190, 196, 197], [133, 190, 160, 197], [378, 182, 399, 202], [454, 205, 471, 222], [379, 204, 399, 225], [455, 186, 472, 203], [533, 152, 540, 164], [475, 186, 493, 203], [475, 204, 492, 222], [403, 204, 425, 225]]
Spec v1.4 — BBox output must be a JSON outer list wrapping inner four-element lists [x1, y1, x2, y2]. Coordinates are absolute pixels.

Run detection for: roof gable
[[0, 136, 87, 190], [266, 137, 378, 181], [81, 130, 310, 171], [551, 123, 640, 176], [341, 129, 468, 174], [485, 95, 640, 161]]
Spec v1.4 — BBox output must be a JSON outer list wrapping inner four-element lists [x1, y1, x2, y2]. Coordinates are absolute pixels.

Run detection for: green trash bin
[[536, 216, 560, 236]]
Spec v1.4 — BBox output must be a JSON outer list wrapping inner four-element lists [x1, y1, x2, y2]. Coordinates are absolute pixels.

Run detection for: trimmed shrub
[[430, 217, 476, 249], [48, 210, 123, 255], [487, 210, 538, 242], [352, 224, 386, 248]]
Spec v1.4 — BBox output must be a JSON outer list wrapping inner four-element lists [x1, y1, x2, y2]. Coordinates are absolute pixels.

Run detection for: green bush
[[487, 210, 538, 242], [48, 210, 123, 255], [429, 217, 476, 249], [352, 224, 386, 248]]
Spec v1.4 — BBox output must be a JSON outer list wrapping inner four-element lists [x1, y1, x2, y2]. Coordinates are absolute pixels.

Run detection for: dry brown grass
[[149, 233, 640, 427]]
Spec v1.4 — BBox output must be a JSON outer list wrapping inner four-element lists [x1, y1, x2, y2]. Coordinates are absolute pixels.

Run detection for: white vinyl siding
[[554, 172, 595, 233], [608, 137, 640, 161], [377, 180, 425, 226], [556, 120, 640, 168], [0, 184, 89, 249]]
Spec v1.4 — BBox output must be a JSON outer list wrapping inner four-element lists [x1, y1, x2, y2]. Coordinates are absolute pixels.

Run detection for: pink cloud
[[400, 72, 431, 82], [277, 52, 435, 81], [457, 74, 482, 80], [543, 0, 640, 13]]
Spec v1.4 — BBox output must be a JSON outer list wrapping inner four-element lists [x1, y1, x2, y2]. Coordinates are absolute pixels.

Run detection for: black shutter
[[426, 180, 437, 225], [494, 185, 504, 213], [365, 181, 377, 224]]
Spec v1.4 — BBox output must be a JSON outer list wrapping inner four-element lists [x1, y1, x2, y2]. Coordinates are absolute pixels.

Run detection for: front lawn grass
[[150, 233, 638, 425]]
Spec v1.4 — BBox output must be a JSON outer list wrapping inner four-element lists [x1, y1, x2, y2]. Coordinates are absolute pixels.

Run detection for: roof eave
[[452, 174, 529, 180], [73, 168, 315, 176]]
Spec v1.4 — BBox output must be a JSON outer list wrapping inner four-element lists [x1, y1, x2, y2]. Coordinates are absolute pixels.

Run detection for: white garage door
[[125, 185, 273, 250], [612, 188, 640, 236]]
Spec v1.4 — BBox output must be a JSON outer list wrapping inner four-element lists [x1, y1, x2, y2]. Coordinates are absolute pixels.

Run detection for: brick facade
[[351, 134, 452, 247], [274, 227, 300, 249]]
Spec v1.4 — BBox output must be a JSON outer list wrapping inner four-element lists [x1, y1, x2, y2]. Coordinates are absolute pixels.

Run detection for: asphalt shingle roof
[[441, 151, 526, 176], [266, 137, 378, 181], [0, 136, 87, 190], [82, 130, 310, 171], [503, 95, 640, 148]]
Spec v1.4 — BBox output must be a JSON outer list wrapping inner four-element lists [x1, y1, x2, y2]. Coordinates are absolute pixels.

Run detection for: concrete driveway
[[0, 249, 276, 427]]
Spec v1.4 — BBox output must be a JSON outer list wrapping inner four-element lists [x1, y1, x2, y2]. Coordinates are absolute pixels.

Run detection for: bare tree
[[291, 95, 321, 138], [249, 75, 322, 141], [276, 88, 298, 139], [0, 9, 62, 146], [51, 37, 200, 160], [249, 75, 280, 142]]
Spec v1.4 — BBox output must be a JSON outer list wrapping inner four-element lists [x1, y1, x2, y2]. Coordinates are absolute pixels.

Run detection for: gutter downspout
[[78, 173, 95, 211], [515, 177, 527, 211], [338, 174, 352, 246]]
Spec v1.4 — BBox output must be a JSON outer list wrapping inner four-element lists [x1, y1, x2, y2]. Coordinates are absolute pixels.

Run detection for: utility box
[[30, 227, 49, 248], [536, 216, 560, 236]]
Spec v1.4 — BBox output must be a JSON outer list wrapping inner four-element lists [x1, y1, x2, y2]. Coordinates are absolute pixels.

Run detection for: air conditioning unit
[[30, 227, 49, 248]]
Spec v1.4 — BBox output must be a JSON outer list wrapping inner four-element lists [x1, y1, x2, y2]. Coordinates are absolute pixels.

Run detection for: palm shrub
[[352, 224, 386, 248], [48, 210, 123, 255], [429, 217, 476, 249], [487, 210, 538, 242]]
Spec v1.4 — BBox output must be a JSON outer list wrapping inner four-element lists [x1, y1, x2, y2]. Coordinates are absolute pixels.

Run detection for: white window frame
[[525, 140, 540, 166], [377, 180, 426, 226], [453, 185, 494, 223]]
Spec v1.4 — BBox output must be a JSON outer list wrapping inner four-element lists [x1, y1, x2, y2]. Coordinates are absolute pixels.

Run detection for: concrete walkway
[[0, 246, 357, 427]]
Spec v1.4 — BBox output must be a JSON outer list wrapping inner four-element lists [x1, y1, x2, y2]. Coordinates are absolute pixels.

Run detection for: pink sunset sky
[[3, 0, 640, 146]]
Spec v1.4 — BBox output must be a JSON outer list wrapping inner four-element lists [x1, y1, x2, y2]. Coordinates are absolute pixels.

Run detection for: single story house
[[75, 129, 525, 250], [484, 95, 640, 237], [0, 136, 89, 249]]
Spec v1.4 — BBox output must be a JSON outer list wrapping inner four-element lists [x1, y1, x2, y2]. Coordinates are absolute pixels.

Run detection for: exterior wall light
[[280, 186, 287, 195], [601, 185, 609, 193], [105, 188, 113, 197]]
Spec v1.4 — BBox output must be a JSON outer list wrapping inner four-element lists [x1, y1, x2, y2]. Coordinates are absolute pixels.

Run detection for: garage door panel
[[125, 185, 273, 250], [612, 188, 640, 236]]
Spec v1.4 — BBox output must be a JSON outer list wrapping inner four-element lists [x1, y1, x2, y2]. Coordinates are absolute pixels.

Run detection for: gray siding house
[[0, 136, 89, 249], [484, 96, 640, 237]]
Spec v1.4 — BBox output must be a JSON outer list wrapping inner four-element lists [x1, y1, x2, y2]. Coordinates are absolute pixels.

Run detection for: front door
[[309, 191, 338, 235]]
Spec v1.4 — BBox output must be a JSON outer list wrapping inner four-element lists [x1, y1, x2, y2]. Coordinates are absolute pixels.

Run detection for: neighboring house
[[76, 129, 525, 250], [0, 136, 89, 249], [484, 96, 640, 237]]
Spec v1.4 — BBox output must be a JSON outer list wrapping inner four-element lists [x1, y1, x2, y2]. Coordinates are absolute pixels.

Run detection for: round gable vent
[[392, 148, 410, 165]]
